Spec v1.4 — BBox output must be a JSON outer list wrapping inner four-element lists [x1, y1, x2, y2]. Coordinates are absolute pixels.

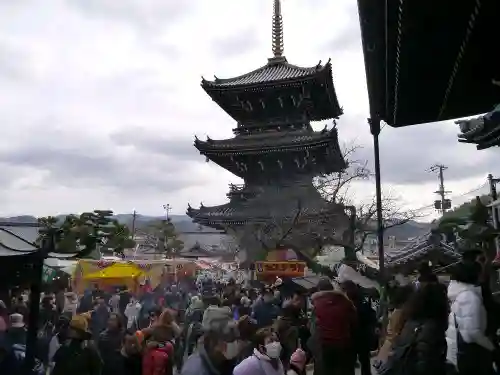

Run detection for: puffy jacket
[[385, 319, 446, 375], [142, 342, 174, 375], [252, 299, 280, 328], [445, 280, 495, 366], [311, 290, 356, 347]]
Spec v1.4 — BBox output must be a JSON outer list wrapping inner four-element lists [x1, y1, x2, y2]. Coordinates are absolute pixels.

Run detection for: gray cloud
[[110, 126, 200, 162], [68, 0, 194, 32], [0, 120, 202, 194], [0, 42, 31, 81], [351, 122, 500, 185], [0, 0, 491, 217], [324, 27, 361, 53], [210, 30, 261, 58]]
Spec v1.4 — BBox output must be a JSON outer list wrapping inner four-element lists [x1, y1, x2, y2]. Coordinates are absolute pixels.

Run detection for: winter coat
[[274, 317, 298, 366], [384, 319, 446, 375], [377, 308, 403, 363], [52, 340, 103, 375], [182, 321, 203, 360], [115, 352, 143, 375], [6, 327, 27, 346], [311, 290, 357, 347], [77, 291, 93, 314], [48, 334, 63, 368], [90, 306, 110, 337], [110, 294, 121, 313], [98, 329, 124, 374], [252, 299, 280, 328], [142, 342, 174, 375], [353, 298, 377, 351], [0, 343, 45, 375], [233, 349, 285, 375], [124, 302, 142, 329], [181, 344, 236, 375], [445, 280, 495, 366]]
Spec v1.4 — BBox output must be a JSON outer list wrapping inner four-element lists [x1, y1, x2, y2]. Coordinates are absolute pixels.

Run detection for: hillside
[[0, 214, 430, 239], [384, 220, 430, 240]]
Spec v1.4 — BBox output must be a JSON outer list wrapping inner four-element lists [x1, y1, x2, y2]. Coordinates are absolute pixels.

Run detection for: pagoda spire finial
[[272, 0, 284, 58]]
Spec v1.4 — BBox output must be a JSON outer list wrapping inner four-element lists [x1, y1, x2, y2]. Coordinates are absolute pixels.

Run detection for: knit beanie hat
[[290, 348, 307, 371], [202, 306, 237, 338]]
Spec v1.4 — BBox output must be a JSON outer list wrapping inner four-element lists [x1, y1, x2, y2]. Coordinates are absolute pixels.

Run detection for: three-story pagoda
[[187, 0, 348, 247]]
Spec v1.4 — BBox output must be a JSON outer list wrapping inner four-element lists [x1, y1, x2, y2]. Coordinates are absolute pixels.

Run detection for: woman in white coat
[[124, 297, 142, 330], [445, 261, 495, 375]]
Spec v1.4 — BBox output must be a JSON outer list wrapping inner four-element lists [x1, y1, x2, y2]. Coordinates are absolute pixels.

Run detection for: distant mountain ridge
[[0, 214, 430, 239]]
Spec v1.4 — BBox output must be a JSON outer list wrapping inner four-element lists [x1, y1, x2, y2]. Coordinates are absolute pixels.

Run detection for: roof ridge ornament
[[271, 0, 284, 59]]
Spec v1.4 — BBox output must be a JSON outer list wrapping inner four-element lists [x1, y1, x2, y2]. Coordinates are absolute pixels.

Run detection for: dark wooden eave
[[201, 58, 342, 122], [194, 128, 342, 154], [357, 0, 500, 127], [384, 232, 461, 273], [186, 184, 349, 231], [457, 105, 500, 149], [202, 57, 322, 88]]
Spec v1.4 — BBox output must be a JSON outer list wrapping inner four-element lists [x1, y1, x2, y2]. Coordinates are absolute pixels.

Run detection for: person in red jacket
[[311, 278, 357, 375], [143, 340, 174, 375]]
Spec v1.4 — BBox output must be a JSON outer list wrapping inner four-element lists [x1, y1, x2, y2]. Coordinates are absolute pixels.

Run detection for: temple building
[[457, 103, 500, 149], [187, 1, 349, 255]]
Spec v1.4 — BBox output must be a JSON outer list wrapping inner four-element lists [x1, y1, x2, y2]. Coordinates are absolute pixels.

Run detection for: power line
[[410, 182, 488, 214]]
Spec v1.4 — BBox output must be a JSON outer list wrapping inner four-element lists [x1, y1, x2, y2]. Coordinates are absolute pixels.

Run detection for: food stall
[[73, 259, 166, 293]]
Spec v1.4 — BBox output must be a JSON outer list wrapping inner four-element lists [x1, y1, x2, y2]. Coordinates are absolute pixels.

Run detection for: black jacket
[[385, 319, 446, 375]]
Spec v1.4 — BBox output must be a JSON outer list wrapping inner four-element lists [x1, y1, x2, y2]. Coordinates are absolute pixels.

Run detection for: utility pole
[[488, 174, 499, 201], [131, 210, 137, 240], [163, 204, 171, 221], [488, 174, 500, 258], [430, 164, 452, 215]]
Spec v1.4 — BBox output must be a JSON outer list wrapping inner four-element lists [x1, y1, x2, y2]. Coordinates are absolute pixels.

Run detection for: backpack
[[143, 342, 174, 375]]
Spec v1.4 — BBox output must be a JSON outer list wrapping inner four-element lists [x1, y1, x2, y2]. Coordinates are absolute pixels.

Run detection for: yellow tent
[[83, 262, 143, 279]]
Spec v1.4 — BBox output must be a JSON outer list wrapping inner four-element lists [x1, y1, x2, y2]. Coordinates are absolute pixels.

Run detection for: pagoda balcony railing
[[228, 184, 245, 193], [227, 184, 258, 200]]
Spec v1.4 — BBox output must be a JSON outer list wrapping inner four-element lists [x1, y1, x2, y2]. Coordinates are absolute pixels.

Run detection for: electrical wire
[[409, 182, 489, 213]]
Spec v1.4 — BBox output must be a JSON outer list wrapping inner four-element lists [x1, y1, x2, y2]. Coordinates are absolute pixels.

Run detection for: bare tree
[[315, 143, 372, 205], [227, 200, 347, 277], [314, 142, 423, 258], [219, 235, 240, 259], [222, 142, 420, 276]]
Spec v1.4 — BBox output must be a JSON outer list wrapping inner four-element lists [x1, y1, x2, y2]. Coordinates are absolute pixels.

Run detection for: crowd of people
[[0, 252, 498, 375]]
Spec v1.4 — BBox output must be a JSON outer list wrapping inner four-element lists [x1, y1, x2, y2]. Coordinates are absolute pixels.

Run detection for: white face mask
[[223, 341, 240, 360], [264, 342, 282, 359]]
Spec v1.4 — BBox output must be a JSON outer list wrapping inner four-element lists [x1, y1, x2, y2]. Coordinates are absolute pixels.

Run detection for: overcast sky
[[0, 0, 497, 219]]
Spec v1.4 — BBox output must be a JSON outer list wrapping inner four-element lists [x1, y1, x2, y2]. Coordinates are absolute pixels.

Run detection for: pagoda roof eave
[[201, 60, 342, 122], [382, 232, 462, 271], [201, 58, 330, 89], [456, 106, 500, 149], [193, 128, 342, 154]]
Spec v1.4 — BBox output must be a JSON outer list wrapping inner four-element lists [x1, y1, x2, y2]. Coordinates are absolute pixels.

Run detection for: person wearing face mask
[[252, 288, 280, 328], [233, 328, 284, 375], [181, 306, 240, 375]]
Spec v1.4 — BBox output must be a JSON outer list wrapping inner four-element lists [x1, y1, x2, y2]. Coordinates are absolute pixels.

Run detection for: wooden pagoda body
[[187, 1, 349, 255]]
